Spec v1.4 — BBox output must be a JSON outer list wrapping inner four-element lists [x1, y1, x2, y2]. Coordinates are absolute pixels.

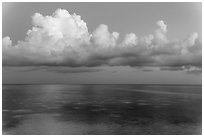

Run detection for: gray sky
[[2, 2, 202, 84]]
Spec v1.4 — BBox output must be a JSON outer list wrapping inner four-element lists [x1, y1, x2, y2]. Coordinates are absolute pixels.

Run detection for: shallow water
[[2, 84, 202, 135]]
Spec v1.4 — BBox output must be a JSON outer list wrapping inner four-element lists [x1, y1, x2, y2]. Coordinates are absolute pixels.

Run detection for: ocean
[[2, 84, 202, 135]]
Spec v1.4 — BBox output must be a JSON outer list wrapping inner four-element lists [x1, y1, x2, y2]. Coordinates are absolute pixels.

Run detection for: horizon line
[[2, 83, 202, 86]]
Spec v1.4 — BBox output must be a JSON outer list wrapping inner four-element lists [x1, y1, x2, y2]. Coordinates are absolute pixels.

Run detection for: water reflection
[[2, 84, 202, 134]]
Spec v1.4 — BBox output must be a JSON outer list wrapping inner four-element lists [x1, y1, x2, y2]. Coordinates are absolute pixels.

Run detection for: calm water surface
[[2, 84, 202, 134]]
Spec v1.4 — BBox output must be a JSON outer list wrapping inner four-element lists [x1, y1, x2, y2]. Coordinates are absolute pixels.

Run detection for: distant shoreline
[[2, 83, 202, 86]]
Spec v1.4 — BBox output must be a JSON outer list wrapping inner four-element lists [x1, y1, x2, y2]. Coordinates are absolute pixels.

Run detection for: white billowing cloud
[[3, 36, 12, 47], [123, 33, 138, 46], [180, 32, 201, 56], [157, 20, 167, 32], [3, 9, 91, 66], [140, 34, 154, 47], [154, 20, 168, 44], [2, 9, 202, 72], [92, 24, 119, 47], [31, 9, 89, 41], [26, 8, 90, 55], [188, 32, 198, 45]]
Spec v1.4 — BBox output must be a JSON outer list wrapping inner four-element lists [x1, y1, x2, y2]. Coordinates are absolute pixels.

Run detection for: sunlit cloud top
[[2, 9, 202, 72]]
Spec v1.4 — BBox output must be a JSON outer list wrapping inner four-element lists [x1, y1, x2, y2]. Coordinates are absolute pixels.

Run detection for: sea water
[[2, 84, 202, 134]]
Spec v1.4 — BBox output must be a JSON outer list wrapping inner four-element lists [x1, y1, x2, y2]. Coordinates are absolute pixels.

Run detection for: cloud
[[154, 20, 168, 44], [160, 66, 185, 71], [3, 66, 102, 73], [123, 33, 138, 46], [160, 66, 202, 75], [2, 9, 202, 72], [92, 24, 119, 47], [44, 67, 102, 73], [157, 20, 167, 33], [31, 9, 89, 41], [186, 70, 202, 75], [186, 67, 202, 75], [3, 36, 12, 47]]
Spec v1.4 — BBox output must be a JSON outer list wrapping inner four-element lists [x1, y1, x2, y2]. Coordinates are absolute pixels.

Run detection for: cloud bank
[[3, 9, 202, 71], [3, 66, 102, 74]]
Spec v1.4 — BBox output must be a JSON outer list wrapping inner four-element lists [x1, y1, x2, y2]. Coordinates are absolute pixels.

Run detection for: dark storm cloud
[[2, 9, 202, 72]]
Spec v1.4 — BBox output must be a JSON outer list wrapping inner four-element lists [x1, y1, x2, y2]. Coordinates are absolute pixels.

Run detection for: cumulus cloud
[[3, 36, 12, 47], [2, 9, 202, 72], [157, 20, 167, 33], [154, 20, 168, 44], [123, 33, 138, 46], [92, 24, 119, 47]]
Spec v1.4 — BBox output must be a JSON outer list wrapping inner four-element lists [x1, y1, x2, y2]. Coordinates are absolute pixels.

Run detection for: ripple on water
[[73, 107, 81, 110], [76, 102, 84, 105], [128, 106, 135, 109], [121, 101, 132, 104], [161, 103, 170, 106], [12, 109, 33, 113], [110, 114, 121, 118], [137, 99, 146, 102], [13, 115, 24, 118], [91, 107, 107, 112], [137, 102, 149, 106], [3, 109, 9, 112]]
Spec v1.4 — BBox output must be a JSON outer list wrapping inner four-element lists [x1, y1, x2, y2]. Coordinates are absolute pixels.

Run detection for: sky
[[2, 2, 202, 84]]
